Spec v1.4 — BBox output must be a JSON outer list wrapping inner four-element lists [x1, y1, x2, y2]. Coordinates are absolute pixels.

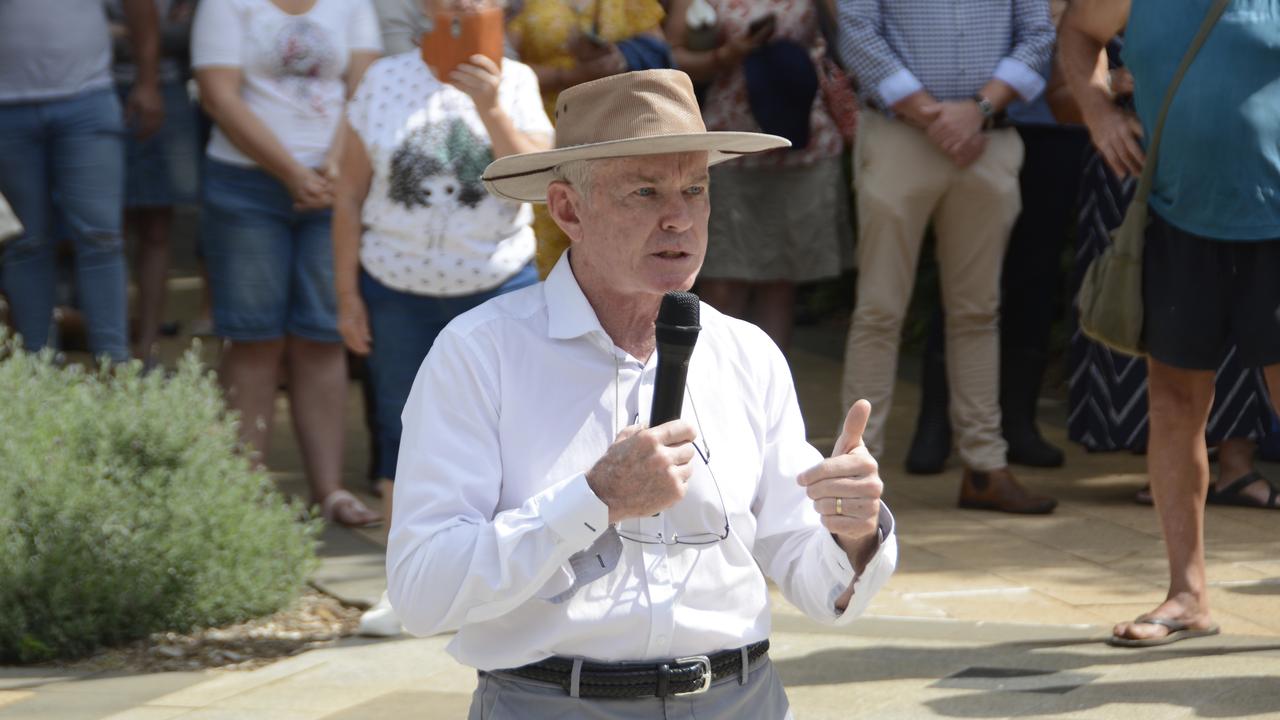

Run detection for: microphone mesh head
[[658, 291, 700, 328]]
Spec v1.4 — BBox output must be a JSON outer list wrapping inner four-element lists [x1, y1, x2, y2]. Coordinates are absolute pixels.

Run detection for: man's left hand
[[923, 100, 984, 156], [126, 82, 165, 140], [798, 399, 882, 569]]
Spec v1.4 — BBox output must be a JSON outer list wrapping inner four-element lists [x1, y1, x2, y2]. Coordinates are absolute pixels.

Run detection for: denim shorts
[[200, 158, 340, 343], [116, 79, 200, 208], [361, 263, 538, 480]]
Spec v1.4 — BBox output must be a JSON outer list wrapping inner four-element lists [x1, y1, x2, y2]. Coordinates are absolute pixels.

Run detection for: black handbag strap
[[1134, 0, 1231, 204]]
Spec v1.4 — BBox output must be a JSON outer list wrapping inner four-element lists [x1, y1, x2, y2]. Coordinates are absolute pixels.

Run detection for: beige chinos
[[842, 111, 1024, 471]]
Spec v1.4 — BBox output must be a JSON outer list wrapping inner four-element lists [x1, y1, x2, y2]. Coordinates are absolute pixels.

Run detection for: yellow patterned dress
[[507, 0, 665, 276]]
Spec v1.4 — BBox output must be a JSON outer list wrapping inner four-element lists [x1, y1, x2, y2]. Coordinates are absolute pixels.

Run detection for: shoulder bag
[[1077, 0, 1231, 356]]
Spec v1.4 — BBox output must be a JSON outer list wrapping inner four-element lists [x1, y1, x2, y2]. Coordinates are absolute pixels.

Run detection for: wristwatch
[[972, 94, 995, 130]]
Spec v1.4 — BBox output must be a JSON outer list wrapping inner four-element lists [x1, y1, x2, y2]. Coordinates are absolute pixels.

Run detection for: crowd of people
[[0, 0, 1276, 679]]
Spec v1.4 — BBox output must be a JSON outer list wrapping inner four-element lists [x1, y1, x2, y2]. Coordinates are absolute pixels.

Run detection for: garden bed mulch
[[44, 589, 362, 674]]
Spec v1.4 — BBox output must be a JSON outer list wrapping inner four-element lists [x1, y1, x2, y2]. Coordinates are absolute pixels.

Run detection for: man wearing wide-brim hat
[[386, 69, 897, 718]]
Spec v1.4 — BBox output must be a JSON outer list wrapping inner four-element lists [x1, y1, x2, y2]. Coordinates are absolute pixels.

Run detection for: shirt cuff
[[537, 472, 610, 550], [830, 504, 897, 623], [993, 58, 1047, 102], [876, 68, 925, 109]]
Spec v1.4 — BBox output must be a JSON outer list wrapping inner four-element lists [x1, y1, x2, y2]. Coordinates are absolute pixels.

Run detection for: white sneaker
[[358, 592, 404, 637]]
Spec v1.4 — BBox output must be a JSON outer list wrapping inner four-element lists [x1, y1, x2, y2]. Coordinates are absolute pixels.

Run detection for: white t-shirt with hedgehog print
[[346, 52, 552, 297]]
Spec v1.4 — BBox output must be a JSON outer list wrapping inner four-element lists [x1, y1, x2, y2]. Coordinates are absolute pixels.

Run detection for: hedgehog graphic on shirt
[[388, 119, 493, 249]]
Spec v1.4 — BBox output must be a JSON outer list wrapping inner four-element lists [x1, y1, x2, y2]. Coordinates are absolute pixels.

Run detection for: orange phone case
[[420, 7, 505, 80]]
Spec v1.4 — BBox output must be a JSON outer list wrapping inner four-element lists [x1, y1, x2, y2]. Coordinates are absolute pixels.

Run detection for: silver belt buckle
[[673, 655, 712, 695]]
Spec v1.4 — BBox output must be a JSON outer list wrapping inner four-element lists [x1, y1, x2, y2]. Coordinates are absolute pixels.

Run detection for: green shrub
[[0, 338, 319, 663]]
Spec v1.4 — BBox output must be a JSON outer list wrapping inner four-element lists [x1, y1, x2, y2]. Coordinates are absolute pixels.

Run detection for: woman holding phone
[[506, 0, 669, 276], [332, 0, 553, 634], [192, 0, 383, 528], [666, 0, 850, 354]]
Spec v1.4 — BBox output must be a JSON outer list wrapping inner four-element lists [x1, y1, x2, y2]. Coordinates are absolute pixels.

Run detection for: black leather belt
[[500, 640, 770, 699]]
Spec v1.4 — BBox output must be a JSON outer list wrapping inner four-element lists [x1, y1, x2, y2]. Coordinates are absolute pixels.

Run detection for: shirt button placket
[[643, 542, 675, 658]]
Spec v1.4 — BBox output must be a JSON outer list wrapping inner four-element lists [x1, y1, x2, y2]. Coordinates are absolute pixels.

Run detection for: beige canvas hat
[[481, 69, 790, 203]]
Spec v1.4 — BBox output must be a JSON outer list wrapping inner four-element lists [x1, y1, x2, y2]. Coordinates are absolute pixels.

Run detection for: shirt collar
[[544, 250, 609, 343]]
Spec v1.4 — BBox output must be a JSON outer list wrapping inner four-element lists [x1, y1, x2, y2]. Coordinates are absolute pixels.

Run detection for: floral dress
[[700, 0, 841, 169]]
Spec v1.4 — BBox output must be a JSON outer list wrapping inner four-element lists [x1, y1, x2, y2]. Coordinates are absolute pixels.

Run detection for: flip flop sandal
[[321, 489, 383, 529], [1108, 617, 1221, 648], [1207, 471, 1280, 509]]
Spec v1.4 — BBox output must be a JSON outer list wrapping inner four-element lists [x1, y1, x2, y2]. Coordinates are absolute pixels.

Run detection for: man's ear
[[546, 181, 585, 245]]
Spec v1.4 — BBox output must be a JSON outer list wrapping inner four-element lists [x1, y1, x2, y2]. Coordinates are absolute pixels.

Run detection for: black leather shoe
[[1005, 428, 1065, 467], [1000, 348, 1064, 468], [906, 413, 951, 474]]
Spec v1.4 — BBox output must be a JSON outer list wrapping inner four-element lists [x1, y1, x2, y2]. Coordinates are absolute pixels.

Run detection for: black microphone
[[650, 291, 701, 427]]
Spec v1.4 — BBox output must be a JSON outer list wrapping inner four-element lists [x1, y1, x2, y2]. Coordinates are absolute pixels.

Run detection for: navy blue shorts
[[1143, 212, 1280, 371]]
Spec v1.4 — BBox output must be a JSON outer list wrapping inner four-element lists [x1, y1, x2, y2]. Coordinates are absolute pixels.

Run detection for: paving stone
[[319, 691, 473, 719]]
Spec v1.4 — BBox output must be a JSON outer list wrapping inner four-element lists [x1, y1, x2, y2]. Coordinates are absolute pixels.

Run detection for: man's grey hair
[[551, 160, 595, 200]]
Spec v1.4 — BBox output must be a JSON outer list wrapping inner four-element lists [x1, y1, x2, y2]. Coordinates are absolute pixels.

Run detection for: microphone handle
[[649, 352, 692, 427]]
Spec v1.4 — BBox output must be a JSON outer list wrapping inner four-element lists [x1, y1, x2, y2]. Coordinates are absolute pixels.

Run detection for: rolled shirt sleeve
[[1001, 0, 1055, 101], [386, 326, 610, 637], [837, 0, 917, 108]]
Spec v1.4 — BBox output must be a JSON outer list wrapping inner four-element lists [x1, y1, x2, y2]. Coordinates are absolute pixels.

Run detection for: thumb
[[833, 399, 871, 457]]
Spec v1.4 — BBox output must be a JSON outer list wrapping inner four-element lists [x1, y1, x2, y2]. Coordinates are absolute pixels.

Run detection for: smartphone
[[420, 7, 505, 79], [747, 14, 776, 36]]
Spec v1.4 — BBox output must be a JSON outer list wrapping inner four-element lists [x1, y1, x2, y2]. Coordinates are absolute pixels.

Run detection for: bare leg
[[748, 281, 796, 354], [698, 279, 750, 319], [285, 336, 349, 503], [219, 338, 286, 467], [192, 262, 214, 335], [1266, 366, 1280, 426], [1215, 437, 1257, 488], [1113, 357, 1217, 642], [130, 207, 173, 362]]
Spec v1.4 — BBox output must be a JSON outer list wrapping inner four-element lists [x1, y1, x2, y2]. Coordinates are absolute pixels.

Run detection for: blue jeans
[[201, 159, 339, 342], [361, 263, 538, 480], [0, 88, 129, 361]]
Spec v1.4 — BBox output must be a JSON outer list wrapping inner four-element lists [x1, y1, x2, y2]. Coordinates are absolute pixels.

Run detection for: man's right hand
[[948, 132, 988, 169], [586, 420, 698, 524]]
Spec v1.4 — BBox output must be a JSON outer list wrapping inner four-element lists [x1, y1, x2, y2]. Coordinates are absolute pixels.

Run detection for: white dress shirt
[[387, 253, 898, 671]]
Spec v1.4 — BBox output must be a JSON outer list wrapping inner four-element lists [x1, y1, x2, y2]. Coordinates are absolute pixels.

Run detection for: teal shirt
[[1124, 0, 1280, 241]]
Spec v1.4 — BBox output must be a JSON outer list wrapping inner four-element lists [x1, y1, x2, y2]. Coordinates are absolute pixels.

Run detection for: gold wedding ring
[[835, 497, 843, 516]]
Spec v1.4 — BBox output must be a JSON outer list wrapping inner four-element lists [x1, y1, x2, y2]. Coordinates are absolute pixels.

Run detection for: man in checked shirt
[[837, 0, 1059, 514]]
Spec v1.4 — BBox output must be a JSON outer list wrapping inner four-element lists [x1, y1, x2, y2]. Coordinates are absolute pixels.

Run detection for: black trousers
[[999, 124, 1091, 355]]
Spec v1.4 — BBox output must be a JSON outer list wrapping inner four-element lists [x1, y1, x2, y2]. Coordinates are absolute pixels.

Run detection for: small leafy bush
[[0, 338, 319, 663]]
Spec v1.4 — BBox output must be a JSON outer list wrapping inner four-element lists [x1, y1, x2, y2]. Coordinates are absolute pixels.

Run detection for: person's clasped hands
[[919, 100, 988, 169], [567, 32, 628, 78], [287, 164, 335, 212]]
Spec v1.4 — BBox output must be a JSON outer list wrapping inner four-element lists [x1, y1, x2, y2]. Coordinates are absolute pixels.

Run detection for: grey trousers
[[468, 656, 794, 720]]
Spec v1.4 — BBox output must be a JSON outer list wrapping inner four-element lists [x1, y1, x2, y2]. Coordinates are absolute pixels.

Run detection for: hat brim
[[481, 131, 790, 203]]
